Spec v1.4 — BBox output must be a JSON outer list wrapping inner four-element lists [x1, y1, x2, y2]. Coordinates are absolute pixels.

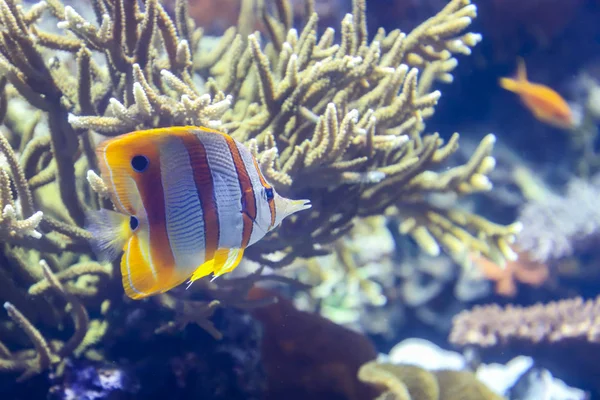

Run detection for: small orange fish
[[86, 126, 311, 299], [499, 58, 574, 129]]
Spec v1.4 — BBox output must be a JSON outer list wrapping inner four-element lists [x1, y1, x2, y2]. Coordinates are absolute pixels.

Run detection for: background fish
[[499, 58, 574, 129], [86, 126, 311, 299]]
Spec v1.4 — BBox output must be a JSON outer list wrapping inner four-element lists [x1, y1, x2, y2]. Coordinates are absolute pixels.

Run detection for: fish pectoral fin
[[85, 208, 131, 262], [187, 248, 246, 286], [121, 235, 159, 300], [530, 106, 550, 121]]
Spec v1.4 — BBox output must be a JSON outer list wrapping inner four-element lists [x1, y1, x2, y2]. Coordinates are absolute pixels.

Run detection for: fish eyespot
[[129, 216, 139, 231], [131, 155, 149, 172], [265, 187, 274, 201]]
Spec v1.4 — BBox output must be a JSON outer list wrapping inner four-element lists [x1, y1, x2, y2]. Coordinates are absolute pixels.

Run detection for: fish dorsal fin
[[517, 57, 527, 82], [187, 248, 246, 287]]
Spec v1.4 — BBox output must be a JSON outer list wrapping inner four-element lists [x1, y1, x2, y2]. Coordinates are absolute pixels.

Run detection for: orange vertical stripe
[[252, 157, 276, 228], [221, 134, 256, 248], [130, 140, 176, 275]]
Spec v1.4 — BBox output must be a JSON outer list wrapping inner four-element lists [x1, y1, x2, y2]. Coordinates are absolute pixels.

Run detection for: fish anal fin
[[121, 235, 159, 300], [213, 248, 245, 278], [187, 248, 246, 286], [189, 258, 216, 284]]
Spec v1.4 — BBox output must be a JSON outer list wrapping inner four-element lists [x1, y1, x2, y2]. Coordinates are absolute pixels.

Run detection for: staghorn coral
[[0, 0, 520, 383], [60, 0, 517, 267], [358, 360, 503, 400], [0, 260, 90, 381]]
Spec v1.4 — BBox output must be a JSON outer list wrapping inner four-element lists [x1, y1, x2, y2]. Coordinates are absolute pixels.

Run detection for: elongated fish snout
[[291, 198, 312, 212], [276, 197, 312, 224], [288, 198, 312, 214]]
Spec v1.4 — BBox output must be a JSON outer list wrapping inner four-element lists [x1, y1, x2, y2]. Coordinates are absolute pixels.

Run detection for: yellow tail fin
[[499, 57, 528, 93], [499, 77, 520, 93]]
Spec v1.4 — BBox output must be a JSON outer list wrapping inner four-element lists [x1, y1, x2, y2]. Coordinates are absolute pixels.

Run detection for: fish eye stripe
[[130, 215, 139, 231], [131, 155, 149, 172], [265, 187, 274, 201]]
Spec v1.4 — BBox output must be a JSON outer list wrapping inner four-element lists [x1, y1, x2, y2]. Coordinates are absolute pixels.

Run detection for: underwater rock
[[477, 356, 588, 400], [248, 287, 379, 400], [97, 306, 266, 400], [48, 359, 139, 400], [508, 365, 588, 400]]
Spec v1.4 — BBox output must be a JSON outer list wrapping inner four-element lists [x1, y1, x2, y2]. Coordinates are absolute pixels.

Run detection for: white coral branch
[[1, 205, 43, 239]]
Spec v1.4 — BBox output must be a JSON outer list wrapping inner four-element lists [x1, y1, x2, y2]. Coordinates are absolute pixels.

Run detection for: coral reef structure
[[0, 0, 521, 391]]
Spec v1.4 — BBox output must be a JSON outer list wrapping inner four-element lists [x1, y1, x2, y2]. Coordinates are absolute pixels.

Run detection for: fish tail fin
[[499, 77, 520, 93], [187, 248, 245, 287], [516, 57, 527, 81], [85, 208, 132, 262], [499, 57, 528, 93]]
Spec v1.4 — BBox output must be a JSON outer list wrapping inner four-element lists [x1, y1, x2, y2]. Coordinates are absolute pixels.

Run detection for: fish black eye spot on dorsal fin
[[131, 155, 149, 172]]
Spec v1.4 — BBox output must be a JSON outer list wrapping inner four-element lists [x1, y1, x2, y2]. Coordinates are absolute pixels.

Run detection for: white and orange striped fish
[[86, 126, 311, 300]]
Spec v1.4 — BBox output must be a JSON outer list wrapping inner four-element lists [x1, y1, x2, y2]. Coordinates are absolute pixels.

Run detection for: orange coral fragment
[[471, 247, 549, 296]]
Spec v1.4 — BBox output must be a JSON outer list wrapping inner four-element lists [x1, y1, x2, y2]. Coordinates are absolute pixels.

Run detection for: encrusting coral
[[358, 360, 503, 400], [0, 0, 520, 382]]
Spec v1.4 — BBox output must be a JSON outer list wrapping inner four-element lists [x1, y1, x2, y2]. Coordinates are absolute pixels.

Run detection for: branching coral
[[0, 260, 90, 381], [449, 296, 600, 392], [450, 296, 600, 347], [38, 0, 517, 266], [0, 0, 521, 382]]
